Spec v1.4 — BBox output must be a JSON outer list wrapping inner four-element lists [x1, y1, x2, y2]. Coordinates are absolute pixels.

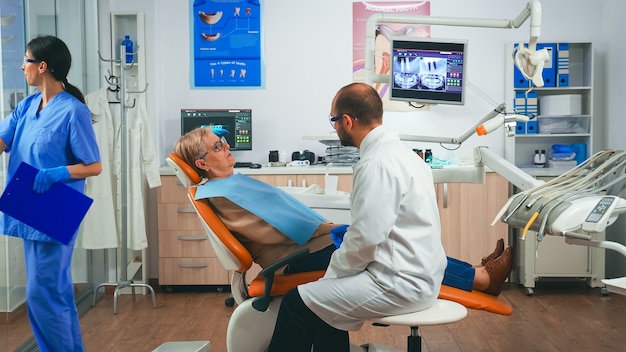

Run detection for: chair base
[[152, 341, 210, 352]]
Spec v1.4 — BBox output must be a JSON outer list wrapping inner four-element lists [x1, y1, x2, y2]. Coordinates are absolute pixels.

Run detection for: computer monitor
[[390, 37, 467, 105], [180, 109, 252, 151]]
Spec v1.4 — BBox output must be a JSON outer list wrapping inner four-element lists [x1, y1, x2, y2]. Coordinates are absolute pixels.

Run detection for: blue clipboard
[[0, 162, 94, 245]]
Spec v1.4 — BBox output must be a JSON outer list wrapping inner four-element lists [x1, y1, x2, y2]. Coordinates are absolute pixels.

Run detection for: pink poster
[[353, 2, 430, 104]]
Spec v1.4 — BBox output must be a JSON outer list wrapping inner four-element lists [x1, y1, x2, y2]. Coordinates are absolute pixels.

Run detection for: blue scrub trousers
[[442, 256, 475, 292], [24, 239, 84, 352]]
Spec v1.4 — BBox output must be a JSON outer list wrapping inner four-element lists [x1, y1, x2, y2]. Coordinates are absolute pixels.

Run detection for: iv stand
[[93, 45, 156, 314]]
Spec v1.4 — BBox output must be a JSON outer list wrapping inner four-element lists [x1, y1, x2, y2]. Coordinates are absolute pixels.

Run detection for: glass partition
[[0, 0, 100, 350]]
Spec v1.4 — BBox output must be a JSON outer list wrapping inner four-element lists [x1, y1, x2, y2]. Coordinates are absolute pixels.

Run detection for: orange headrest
[[166, 152, 202, 186]]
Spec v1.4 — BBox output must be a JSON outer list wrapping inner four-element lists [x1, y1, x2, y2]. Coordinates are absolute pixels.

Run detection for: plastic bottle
[[121, 35, 134, 63], [424, 149, 433, 164]]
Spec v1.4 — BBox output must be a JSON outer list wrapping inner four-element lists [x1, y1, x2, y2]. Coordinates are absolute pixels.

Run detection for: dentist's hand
[[330, 224, 349, 248], [33, 166, 70, 193]]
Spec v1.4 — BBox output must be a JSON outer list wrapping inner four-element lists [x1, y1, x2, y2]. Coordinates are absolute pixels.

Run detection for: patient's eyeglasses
[[198, 136, 229, 159], [329, 113, 357, 128]]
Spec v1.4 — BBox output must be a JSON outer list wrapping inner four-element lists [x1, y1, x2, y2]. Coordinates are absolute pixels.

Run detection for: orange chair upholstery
[[166, 152, 329, 310], [439, 284, 513, 315]]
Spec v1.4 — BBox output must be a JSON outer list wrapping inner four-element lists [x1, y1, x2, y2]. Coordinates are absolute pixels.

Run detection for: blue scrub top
[[0, 91, 101, 244]]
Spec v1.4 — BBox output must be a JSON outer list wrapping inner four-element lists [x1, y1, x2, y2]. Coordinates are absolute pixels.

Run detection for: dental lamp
[[363, 0, 548, 191], [364, 0, 548, 88]]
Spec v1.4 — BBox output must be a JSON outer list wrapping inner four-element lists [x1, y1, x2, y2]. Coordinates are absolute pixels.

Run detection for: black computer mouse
[[249, 163, 262, 169]]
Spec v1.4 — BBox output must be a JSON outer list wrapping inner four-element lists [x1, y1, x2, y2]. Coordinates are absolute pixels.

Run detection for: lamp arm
[[364, 0, 543, 85], [399, 103, 507, 145]]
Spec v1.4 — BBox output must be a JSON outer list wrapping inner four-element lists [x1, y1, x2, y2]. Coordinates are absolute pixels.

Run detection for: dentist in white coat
[[268, 82, 447, 352]]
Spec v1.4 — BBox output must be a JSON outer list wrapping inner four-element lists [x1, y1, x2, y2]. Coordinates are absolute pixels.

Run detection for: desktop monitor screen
[[180, 109, 252, 151], [390, 37, 467, 105]]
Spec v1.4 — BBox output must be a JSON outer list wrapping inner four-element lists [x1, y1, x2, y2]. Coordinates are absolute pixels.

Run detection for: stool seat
[[370, 299, 467, 326]]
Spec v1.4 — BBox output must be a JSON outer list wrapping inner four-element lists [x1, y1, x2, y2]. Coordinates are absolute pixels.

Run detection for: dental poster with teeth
[[352, 2, 430, 111], [191, 0, 262, 88]]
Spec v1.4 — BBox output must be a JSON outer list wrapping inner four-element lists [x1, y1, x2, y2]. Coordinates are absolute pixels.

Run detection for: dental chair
[[166, 152, 512, 352]]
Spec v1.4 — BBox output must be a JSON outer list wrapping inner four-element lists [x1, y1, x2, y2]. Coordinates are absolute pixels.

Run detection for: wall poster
[[352, 2, 430, 109], [191, 0, 262, 88]]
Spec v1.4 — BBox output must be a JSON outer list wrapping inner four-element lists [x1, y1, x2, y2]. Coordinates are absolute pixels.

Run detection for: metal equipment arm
[[364, 0, 545, 87]]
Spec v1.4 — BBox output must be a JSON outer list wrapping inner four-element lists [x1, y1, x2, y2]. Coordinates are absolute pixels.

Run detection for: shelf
[[516, 134, 591, 138], [514, 86, 591, 92]]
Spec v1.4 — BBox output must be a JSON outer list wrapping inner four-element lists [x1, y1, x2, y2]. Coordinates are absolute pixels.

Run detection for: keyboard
[[234, 162, 253, 168]]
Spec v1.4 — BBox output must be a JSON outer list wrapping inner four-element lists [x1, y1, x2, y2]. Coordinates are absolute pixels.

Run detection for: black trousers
[[267, 288, 350, 352]]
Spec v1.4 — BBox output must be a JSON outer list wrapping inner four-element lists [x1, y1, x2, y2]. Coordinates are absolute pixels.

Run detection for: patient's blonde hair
[[174, 127, 214, 178]]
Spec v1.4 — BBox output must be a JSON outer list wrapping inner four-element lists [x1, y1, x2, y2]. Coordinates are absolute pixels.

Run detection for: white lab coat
[[299, 126, 447, 331], [80, 88, 161, 250]]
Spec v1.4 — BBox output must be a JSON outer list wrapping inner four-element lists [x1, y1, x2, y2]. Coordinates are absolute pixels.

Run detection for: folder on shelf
[[526, 120, 538, 134], [514, 90, 538, 117], [513, 43, 531, 88], [557, 42, 570, 87], [0, 162, 94, 245], [526, 91, 538, 116]]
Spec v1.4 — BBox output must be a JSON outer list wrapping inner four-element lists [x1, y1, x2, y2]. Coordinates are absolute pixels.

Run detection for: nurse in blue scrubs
[[0, 36, 101, 352]]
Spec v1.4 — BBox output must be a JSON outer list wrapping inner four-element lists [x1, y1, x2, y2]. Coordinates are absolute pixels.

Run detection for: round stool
[[366, 299, 468, 352]]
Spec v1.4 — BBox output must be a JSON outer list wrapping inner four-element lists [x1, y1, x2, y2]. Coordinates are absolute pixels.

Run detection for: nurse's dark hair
[[27, 35, 85, 104], [333, 82, 383, 125]]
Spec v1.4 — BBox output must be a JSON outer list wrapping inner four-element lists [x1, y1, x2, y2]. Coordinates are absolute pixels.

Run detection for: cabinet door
[[436, 173, 509, 265]]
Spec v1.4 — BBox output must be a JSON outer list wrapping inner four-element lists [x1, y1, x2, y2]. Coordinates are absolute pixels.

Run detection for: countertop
[[160, 163, 489, 184]]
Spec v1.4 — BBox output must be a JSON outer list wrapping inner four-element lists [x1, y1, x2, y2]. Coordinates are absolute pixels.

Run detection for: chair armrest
[[252, 248, 310, 312]]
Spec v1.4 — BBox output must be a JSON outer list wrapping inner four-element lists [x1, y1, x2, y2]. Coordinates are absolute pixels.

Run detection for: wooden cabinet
[[436, 173, 510, 265], [157, 176, 230, 287], [156, 169, 509, 285]]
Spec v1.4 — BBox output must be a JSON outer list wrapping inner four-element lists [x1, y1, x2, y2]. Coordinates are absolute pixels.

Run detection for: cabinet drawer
[[158, 257, 229, 285], [157, 203, 203, 231], [158, 230, 217, 258], [157, 176, 191, 204]]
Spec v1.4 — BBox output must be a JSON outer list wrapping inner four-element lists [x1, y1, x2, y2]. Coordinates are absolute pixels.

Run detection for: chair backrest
[[165, 152, 254, 273]]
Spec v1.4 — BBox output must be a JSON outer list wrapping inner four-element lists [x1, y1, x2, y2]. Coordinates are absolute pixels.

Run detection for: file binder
[[557, 42, 570, 87], [0, 162, 93, 245]]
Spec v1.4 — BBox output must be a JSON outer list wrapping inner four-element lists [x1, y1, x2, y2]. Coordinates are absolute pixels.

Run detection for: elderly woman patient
[[173, 127, 513, 296]]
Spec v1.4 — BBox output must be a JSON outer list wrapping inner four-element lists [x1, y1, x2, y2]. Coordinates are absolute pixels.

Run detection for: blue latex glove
[[211, 125, 230, 137], [33, 166, 70, 193], [330, 224, 349, 248]]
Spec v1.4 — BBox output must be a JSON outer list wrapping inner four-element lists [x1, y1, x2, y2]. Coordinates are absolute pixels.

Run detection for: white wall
[[98, 0, 626, 278], [147, 0, 603, 164]]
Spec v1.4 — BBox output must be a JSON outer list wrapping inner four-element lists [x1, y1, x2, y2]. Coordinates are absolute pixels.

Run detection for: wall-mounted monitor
[[390, 37, 467, 105], [180, 109, 252, 151]]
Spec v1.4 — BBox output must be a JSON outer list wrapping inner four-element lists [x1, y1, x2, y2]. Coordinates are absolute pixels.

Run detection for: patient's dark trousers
[[267, 288, 350, 352]]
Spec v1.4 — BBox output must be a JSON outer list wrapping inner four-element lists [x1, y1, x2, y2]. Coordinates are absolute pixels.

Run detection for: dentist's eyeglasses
[[198, 136, 229, 159], [329, 113, 357, 127]]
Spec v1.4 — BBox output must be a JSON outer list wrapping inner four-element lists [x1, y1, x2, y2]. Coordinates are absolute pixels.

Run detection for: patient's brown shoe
[[483, 247, 513, 296], [481, 238, 505, 266]]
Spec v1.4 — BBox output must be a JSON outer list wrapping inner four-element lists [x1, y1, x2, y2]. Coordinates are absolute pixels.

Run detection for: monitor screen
[[390, 38, 467, 105], [180, 109, 252, 151]]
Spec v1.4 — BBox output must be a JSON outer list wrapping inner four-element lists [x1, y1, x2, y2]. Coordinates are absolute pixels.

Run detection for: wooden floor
[[70, 281, 626, 352]]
